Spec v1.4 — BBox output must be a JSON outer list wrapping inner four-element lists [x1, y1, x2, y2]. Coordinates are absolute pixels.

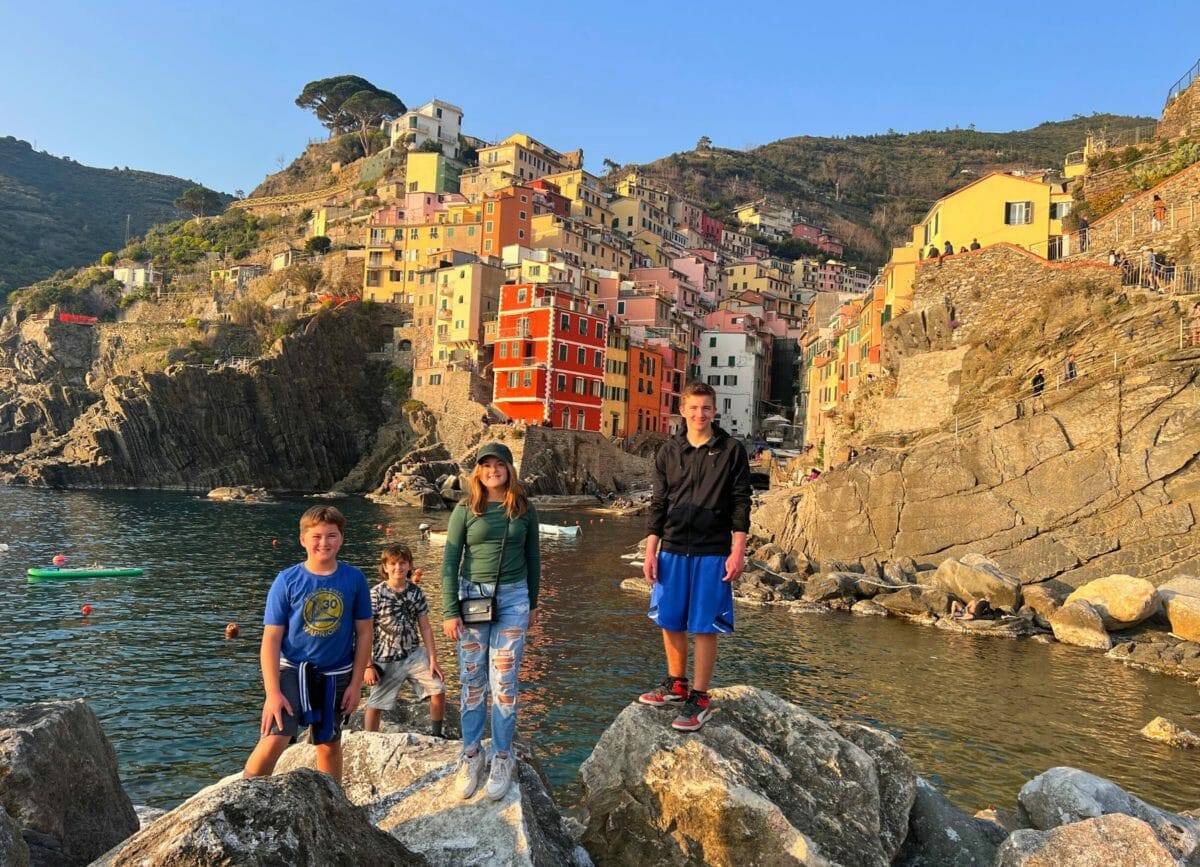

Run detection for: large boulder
[[277, 732, 584, 867], [1158, 575, 1200, 642], [894, 777, 1006, 866], [1064, 575, 1161, 630], [580, 685, 916, 867], [1021, 582, 1069, 629], [995, 813, 1178, 866], [1049, 600, 1112, 650], [1016, 766, 1200, 861], [0, 805, 29, 867], [875, 585, 956, 619], [1140, 716, 1200, 748], [93, 767, 424, 866], [803, 572, 859, 603], [925, 555, 1022, 610], [0, 700, 138, 866]]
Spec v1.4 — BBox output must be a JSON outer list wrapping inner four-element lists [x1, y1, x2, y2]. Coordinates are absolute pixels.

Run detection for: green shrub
[[401, 398, 425, 414], [100, 251, 116, 266], [184, 316, 201, 330]]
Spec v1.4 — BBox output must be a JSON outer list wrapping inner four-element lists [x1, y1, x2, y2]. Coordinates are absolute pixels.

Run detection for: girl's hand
[[443, 617, 463, 641]]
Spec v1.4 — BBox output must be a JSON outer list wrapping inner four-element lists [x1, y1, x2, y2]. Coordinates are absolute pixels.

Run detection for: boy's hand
[[430, 659, 444, 682], [363, 665, 378, 687], [261, 692, 293, 737], [341, 681, 362, 716], [443, 617, 463, 641], [723, 551, 745, 583], [643, 552, 658, 584]]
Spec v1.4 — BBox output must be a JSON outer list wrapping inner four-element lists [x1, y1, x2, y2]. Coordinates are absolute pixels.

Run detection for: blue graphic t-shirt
[[264, 562, 372, 670]]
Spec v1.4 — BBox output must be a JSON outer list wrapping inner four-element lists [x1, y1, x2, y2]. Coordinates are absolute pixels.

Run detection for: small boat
[[0, 543, 9, 553], [423, 523, 581, 545], [27, 567, 144, 583]]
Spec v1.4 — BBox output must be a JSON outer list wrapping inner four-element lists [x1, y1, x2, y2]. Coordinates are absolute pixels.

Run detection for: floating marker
[[81, 605, 93, 616], [53, 554, 67, 566], [225, 622, 240, 639], [271, 538, 279, 548]]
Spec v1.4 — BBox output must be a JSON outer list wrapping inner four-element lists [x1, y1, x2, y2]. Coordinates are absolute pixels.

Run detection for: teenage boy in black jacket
[[639, 381, 752, 730]]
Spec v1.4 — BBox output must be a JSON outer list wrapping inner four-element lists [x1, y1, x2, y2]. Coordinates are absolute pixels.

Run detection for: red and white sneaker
[[672, 690, 712, 731], [638, 676, 689, 707]]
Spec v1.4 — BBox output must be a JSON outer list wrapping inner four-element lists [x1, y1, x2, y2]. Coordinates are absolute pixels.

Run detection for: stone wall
[[511, 426, 654, 495], [910, 244, 1120, 344], [1076, 160, 1200, 262], [873, 347, 969, 433], [1159, 76, 1200, 140], [413, 368, 492, 460]]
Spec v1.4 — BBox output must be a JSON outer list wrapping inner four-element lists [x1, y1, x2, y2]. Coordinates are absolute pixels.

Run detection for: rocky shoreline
[[3, 691, 1198, 866]]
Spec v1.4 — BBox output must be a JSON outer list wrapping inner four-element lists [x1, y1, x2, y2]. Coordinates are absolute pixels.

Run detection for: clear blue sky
[[4, 0, 1200, 194]]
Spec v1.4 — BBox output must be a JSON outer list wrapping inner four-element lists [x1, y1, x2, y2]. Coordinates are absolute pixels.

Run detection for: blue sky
[[3, 1, 1200, 194]]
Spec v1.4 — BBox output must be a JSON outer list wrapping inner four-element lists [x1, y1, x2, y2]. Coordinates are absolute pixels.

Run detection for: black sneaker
[[638, 676, 689, 707], [672, 691, 712, 731]]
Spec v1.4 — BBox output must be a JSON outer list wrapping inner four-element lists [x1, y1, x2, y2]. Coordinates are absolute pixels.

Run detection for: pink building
[[672, 254, 721, 308], [700, 212, 725, 245], [816, 260, 846, 293], [401, 191, 469, 224]]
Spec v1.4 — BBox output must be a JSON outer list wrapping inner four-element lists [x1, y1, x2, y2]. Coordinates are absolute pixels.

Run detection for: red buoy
[[53, 554, 67, 566], [81, 605, 93, 616], [272, 538, 279, 548]]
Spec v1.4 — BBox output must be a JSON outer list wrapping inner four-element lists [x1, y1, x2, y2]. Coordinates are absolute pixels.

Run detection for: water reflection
[[1, 488, 1198, 814]]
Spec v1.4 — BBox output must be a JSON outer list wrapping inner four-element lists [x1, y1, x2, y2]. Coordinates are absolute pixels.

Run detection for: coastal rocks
[[0, 700, 138, 866], [1140, 716, 1200, 748], [934, 614, 1040, 639], [852, 599, 889, 617], [93, 767, 425, 866], [995, 813, 1179, 866], [894, 777, 1006, 866], [1158, 576, 1200, 642], [875, 585, 955, 619], [1016, 766, 1200, 861], [206, 485, 272, 503], [804, 572, 859, 602], [276, 732, 583, 867], [924, 554, 1022, 610], [1064, 575, 1161, 630], [1020, 582, 1068, 628], [1049, 600, 1112, 650], [1107, 632, 1200, 680], [0, 805, 29, 867], [580, 685, 915, 867]]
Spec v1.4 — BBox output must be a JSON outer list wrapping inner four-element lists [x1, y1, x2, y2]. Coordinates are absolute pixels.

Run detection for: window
[[592, 380, 602, 397], [408, 181, 418, 192], [562, 408, 570, 428], [595, 322, 604, 339], [578, 319, 586, 335], [485, 221, 494, 232], [1050, 202, 1072, 220], [637, 380, 644, 393], [499, 343, 508, 358], [724, 375, 737, 386], [709, 336, 717, 347], [574, 378, 585, 394], [484, 240, 493, 251], [577, 347, 585, 364], [561, 313, 570, 330], [558, 344, 567, 361], [617, 301, 625, 314], [647, 381, 653, 395], [723, 398, 731, 411], [728, 356, 735, 367], [577, 409, 585, 429], [507, 372, 519, 387], [486, 202, 495, 214], [710, 355, 718, 367], [1005, 201, 1033, 225], [594, 350, 603, 367], [523, 371, 532, 387], [707, 375, 720, 385], [557, 374, 566, 391], [517, 288, 527, 302], [519, 211, 527, 220], [510, 342, 519, 356]]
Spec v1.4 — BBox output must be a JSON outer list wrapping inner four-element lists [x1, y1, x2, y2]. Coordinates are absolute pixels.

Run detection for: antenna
[[125, 214, 131, 246]]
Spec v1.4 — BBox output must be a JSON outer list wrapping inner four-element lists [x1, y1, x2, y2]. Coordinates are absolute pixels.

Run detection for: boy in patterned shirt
[[364, 543, 447, 736]]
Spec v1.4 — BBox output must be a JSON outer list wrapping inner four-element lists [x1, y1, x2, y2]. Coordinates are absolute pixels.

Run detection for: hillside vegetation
[[632, 114, 1155, 266], [0, 137, 228, 291]]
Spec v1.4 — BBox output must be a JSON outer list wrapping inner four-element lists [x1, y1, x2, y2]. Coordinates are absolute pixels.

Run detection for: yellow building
[[530, 214, 631, 276], [404, 152, 463, 194], [723, 261, 792, 297], [542, 168, 613, 227], [363, 203, 484, 303], [610, 195, 670, 238], [424, 259, 505, 371], [615, 172, 672, 212], [603, 327, 630, 438]]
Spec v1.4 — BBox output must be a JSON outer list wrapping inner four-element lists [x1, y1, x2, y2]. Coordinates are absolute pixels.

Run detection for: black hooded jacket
[[646, 424, 752, 556]]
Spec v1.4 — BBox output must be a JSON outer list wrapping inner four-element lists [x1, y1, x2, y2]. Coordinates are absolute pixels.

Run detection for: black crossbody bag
[[459, 515, 510, 624]]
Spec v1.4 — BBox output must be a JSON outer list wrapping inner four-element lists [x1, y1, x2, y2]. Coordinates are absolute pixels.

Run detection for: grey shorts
[[366, 647, 445, 710], [268, 666, 350, 742]]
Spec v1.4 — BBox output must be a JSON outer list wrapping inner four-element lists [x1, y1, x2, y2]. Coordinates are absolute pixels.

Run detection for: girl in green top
[[442, 442, 540, 802]]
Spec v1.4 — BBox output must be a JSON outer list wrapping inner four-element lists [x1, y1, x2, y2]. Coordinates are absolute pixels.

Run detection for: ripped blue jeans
[[458, 578, 529, 757]]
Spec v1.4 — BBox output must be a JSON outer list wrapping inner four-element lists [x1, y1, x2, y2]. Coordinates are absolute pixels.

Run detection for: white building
[[388, 99, 463, 158], [112, 264, 161, 292], [698, 328, 767, 436]]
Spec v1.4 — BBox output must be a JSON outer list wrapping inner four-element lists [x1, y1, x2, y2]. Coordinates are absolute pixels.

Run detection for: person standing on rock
[[442, 442, 540, 801], [640, 381, 751, 731], [243, 506, 373, 785]]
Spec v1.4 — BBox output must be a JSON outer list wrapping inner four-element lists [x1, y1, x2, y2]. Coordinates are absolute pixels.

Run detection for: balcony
[[437, 308, 452, 319]]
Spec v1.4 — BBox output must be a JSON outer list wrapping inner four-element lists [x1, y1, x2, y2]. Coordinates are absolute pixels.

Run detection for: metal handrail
[[1168, 57, 1200, 103]]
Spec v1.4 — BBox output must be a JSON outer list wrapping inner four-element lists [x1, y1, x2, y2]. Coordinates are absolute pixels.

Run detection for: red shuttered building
[[491, 284, 606, 430]]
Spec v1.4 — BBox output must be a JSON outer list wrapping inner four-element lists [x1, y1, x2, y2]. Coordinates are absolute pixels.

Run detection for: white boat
[[423, 523, 580, 545], [0, 543, 8, 553]]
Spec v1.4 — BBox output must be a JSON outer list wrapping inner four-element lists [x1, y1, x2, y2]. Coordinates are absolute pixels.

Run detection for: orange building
[[480, 185, 535, 257], [627, 343, 665, 434], [490, 284, 606, 430]]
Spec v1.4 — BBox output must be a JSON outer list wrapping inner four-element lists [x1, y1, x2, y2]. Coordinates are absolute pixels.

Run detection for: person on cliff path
[[243, 505, 373, 785], [442, 442, 541, 801], [363, 543, 446, 737], [640, 381, 752, 732]]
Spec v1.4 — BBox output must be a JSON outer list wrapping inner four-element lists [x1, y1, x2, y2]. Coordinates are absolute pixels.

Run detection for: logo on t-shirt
[[302, 589, 344, 637]]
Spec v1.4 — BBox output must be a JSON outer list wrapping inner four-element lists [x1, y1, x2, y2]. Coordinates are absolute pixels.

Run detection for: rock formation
[[93, 767, 425, 866], [754, 359, 1200, 588], [0, 700, 138, 866]]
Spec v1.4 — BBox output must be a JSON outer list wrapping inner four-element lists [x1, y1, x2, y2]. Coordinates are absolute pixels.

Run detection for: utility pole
[[124, 214, 131, 246]]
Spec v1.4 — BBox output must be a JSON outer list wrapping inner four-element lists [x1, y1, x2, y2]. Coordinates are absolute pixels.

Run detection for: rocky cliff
[[0, 309, 393, 491]]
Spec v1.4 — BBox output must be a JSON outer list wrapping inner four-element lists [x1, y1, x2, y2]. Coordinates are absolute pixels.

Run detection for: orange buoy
[[81, 604, 93, 616], [271, 538, 279, 547], [53, 554, 67, 566], [225, 622, 240, 639]]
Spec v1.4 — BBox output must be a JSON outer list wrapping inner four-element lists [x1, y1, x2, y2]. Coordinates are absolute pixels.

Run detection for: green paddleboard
[[27, 567, 144, 583]]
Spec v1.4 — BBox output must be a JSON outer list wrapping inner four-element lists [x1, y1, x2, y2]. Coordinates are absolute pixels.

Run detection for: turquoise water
[[2, 487, 1199, 814]]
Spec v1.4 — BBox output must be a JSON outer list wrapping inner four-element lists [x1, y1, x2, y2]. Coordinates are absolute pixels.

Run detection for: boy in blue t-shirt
[[242, 505, 373, 784]]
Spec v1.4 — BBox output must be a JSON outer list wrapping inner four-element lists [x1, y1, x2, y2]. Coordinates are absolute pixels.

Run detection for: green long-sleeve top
[[441, 502, 541, 617]]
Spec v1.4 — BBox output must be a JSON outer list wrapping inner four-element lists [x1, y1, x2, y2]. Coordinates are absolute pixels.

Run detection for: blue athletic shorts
[[648, 551, 734, 634]]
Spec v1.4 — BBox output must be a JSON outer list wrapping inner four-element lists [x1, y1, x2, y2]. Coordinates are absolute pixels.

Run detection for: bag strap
[[470, 512, 511, 595]]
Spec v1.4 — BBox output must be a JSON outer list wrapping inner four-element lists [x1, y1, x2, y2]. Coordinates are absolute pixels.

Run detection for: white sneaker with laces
[[456, 749, 486, 799], [486, 752, 516, 800]]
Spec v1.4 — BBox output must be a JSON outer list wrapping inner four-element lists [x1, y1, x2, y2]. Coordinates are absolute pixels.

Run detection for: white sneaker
[[456, 750, 486, 799], [486, 752, 516, 800]]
